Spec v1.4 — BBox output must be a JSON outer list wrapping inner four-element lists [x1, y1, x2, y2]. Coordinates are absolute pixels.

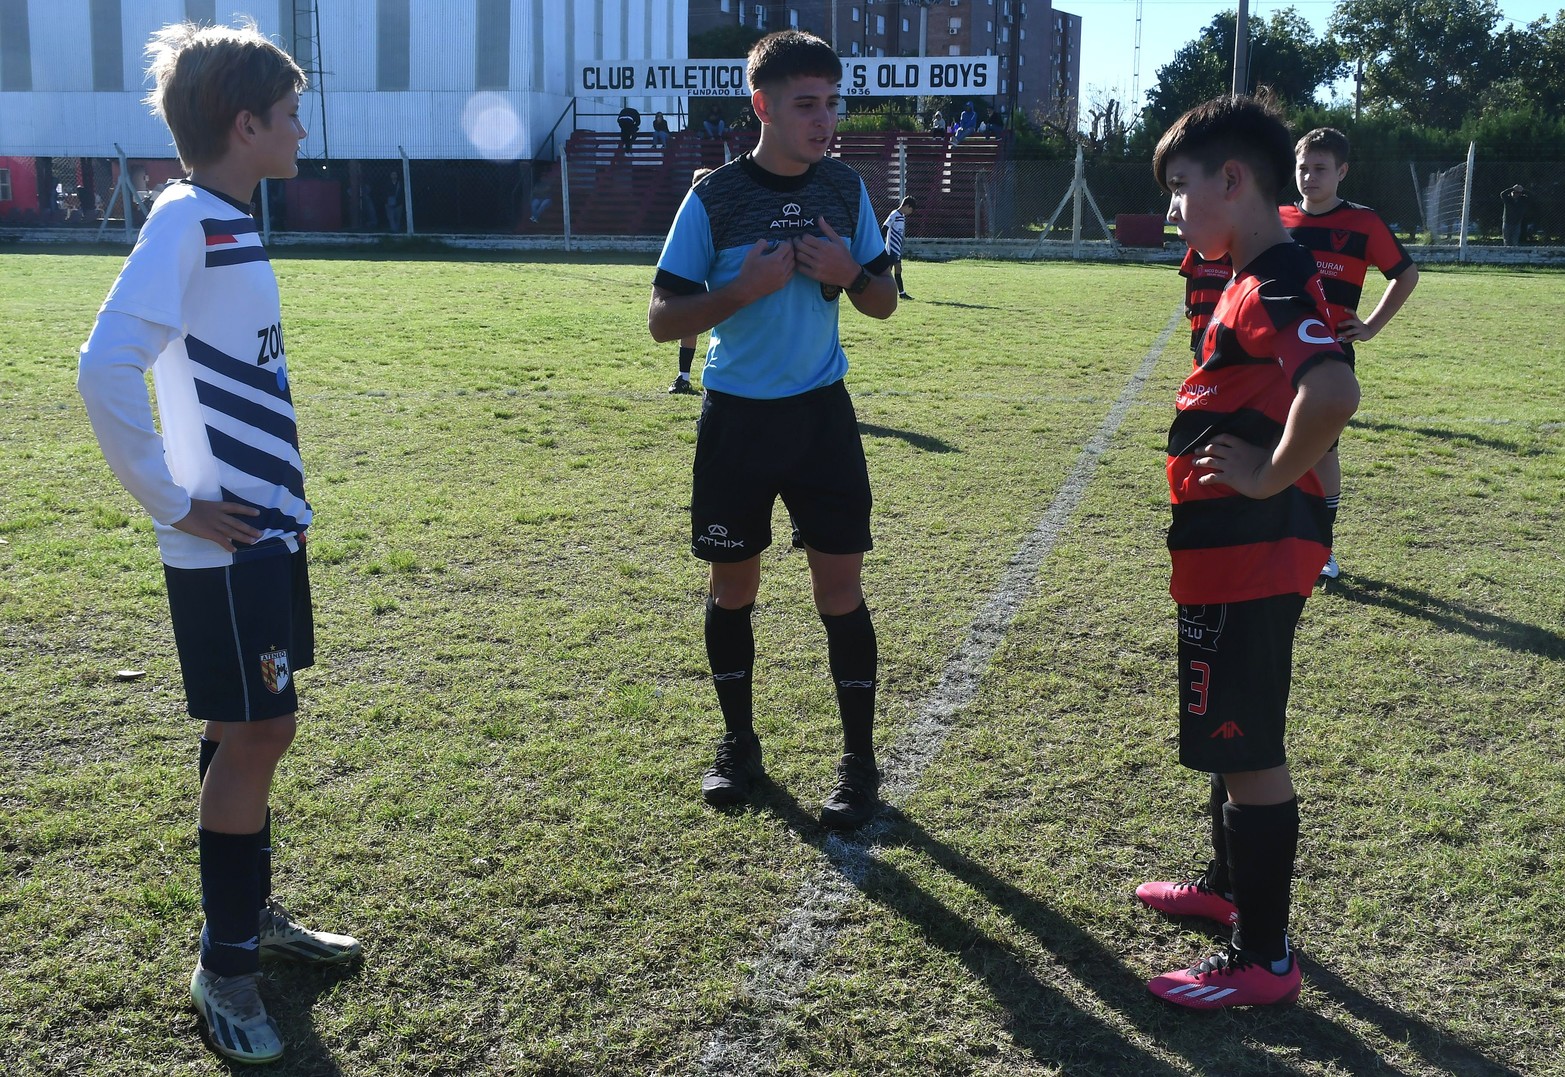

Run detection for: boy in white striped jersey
[[78, 20, 359, 1065]]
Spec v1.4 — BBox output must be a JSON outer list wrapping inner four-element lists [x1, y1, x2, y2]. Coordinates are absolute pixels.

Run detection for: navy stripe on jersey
[[1170, 488, 1332, 551], [186, 335, 291, 400], [201, 217, 260, 239], [207, 246, 271, 268], [209, 427, 306, 503], [220, 499, 308, 549], [194, 379, 300, 448]]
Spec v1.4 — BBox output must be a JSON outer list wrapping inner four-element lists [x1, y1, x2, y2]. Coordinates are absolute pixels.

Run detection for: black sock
[[705, 596, 754, 736], [1223, 797, 1299, 964], [202, 738, 272, 914], [821, 601, 877, 758], [678, 346, 695, 375], [259, 809, 272, 913], [894, 266, 905, 292], [199, 826, 264, 976], [1208, 773, 1231, 895], [198, 736, 218, 784]]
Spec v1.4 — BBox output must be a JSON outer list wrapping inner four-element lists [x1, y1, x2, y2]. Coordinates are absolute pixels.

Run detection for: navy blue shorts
[[164, 544, 315, 722], [1176, 594, 1305, 773], [691, 380, 872, 562]]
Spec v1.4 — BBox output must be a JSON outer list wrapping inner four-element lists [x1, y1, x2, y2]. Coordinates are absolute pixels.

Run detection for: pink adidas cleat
[[1149, 947, 1301, 1009], [1136, 865, 1239, 926]]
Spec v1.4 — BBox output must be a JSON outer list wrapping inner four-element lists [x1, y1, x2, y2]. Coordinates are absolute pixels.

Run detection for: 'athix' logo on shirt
[[771, 202, 816, 230]]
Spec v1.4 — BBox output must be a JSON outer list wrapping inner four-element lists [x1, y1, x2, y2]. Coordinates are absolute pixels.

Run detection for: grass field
[[1, 250, 1562, 1076]]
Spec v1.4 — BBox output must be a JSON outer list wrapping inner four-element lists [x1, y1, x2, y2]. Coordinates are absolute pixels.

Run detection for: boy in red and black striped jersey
[[1280, 127, 1419, 578], [1137, 95, 1360, 1010], [1177, 248, 1232, 353]]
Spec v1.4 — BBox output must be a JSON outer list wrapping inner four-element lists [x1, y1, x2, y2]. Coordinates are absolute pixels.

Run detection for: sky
[[1067, 0, 1559, 115]]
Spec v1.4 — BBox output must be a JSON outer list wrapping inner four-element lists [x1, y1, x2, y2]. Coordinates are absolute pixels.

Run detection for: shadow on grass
[[205, 959, 363, 1076], [1326, 575, 1564, 659], [742, 784, 1519, 1075], [1346, 417, 1537, 454], [858, 422, 958, 454]]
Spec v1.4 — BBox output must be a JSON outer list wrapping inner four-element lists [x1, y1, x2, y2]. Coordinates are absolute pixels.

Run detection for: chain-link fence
[[3, 141, 1560, 254]]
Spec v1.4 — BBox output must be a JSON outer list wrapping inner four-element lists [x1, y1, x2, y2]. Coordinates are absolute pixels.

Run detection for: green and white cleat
[[191, 963, 284, 1064], [258, 897, 362, 965]]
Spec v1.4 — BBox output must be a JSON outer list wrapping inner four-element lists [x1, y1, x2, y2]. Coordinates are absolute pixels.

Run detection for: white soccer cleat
[[258, 897, 362, 964], [191, 963, 284, 1064], [1319, 553, 1340, 579]]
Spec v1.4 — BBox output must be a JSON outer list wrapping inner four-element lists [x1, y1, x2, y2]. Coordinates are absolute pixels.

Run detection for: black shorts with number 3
[[1176, 593, 1304, 773], [691, 380, 872, 563]]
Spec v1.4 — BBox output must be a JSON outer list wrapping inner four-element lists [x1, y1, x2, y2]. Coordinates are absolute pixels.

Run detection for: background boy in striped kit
[[881, 195, 915, 299], [77, 20, 359, 1065], [1138, 94, 1360, 1010], [1280, 127, 1420, 579], [669, 167, 715, 395], [1177, 248, 1232, 353]]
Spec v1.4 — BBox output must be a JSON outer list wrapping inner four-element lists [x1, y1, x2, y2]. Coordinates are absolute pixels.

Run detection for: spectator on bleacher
[[652, 112, 670, 150], [702, 110, 728, 139], [953, 102, 978, 144], [618, 105, 642, 152], [930, 109, 944, 133]]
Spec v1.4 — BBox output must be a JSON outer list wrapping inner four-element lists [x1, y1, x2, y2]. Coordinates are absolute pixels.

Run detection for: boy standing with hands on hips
[[78, 21, 360, 1064], [1136, 95, 1360, 1009]]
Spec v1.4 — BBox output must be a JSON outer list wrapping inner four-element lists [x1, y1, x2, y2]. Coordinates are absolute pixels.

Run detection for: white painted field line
[[693, 309, 1184, 1076]]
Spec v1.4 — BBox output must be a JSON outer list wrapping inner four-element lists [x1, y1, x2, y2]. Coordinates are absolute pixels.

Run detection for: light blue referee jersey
[[655, 154, 890, 400]]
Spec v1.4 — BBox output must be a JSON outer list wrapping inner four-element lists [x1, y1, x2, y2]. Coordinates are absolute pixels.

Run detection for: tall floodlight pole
[[1232, 0, 1250, 97], [1132, 0, 1143, 112]]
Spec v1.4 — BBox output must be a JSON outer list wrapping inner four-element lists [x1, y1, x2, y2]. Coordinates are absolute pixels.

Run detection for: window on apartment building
[[901, 17, 909, 31], [876, 14, 885, 32], [790, 8, 799, 27], [950, 17, 961, 29], [475, 0, 510, 89], [720, 0, 730, 10], [1000, 78, 1007, 93], [986, 20, 992, 30], [851, 40, 861, 54], [851, 6, 859, 21], [1000, 26, 1008, 42], [0, 169, 11, 202], [90, 0, 123, 91], [948, 44, 960, 55]]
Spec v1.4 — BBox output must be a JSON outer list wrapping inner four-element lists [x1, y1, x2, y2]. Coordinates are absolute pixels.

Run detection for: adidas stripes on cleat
[[1136, 863, 1239, 926], [1148, 946, 1301, 1009], [191, 963, 284, 1064], [257, 898, 362, 964]]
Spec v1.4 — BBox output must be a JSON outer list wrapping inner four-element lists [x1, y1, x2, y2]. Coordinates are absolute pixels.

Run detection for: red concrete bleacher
[[538, 128, 1004, 239]]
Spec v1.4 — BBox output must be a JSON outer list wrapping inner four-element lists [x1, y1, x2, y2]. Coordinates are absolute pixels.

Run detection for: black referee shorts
[[691, 380, 872, 562], [164, 543, 315, 723], [1176, 593, 1305, 773]]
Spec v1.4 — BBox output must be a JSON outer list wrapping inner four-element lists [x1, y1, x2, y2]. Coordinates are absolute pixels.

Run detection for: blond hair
[[144, 20, 305, 170]]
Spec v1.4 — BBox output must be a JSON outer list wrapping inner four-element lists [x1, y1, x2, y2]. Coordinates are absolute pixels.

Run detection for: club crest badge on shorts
[[259, 648, 291, 694], [1178, 604, 1226, 653]]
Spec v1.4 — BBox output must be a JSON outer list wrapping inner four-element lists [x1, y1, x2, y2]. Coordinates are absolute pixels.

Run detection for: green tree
[[1329, 0, 1503, 129], [1495, 12, 1565, 119], [1141, 9, 1344, 140]]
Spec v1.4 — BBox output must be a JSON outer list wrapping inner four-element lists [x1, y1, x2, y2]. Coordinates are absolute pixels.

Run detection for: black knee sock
[[199, 826, 264, 976], [1223, 797, 1299, 963], [893, 266, 904, 292], [821, 601, 877, 758], [677, 346, 695, 375], [705, 597, 755, 735], [1208, 773, 1232, 896], [201, 737, 272, 914]]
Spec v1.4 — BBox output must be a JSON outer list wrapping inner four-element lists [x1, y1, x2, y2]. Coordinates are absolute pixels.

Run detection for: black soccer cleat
[[820, 753, 881, 830], [701, 731, 763, 806], [668, 376, 698, 395]]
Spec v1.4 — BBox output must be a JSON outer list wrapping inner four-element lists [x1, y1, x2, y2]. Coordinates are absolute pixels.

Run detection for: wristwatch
[[846, 267, 873, 295]]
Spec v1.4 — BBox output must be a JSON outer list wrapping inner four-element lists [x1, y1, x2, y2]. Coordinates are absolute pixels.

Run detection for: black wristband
[[846, 267, 872, 295]]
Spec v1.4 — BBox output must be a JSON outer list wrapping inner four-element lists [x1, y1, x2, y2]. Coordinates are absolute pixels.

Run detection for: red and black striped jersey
[[1278, 200, 1414, 330], [1178, 248, 1234, 352], [1166, 242, 1347, 605]]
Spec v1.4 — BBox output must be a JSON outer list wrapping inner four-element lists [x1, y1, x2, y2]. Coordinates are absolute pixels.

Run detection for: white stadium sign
[[579, 56, 1000, 99]]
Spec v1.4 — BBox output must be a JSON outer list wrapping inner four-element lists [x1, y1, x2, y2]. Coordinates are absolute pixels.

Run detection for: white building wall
[[0, 0, 690, 160]]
